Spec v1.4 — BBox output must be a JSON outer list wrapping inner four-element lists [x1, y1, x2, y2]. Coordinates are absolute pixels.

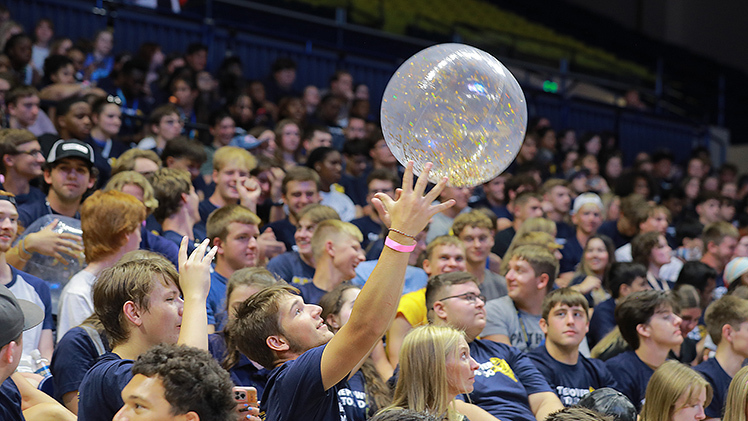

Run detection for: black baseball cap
[[46, 139, 95, 167], [0, 284, 43, 349]]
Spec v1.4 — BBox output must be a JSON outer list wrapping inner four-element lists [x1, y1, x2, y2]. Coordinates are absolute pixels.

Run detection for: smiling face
[[572, 203, 603, 235], [540, 303, 589, 350], [284, 180, 320, 220], [0, 200, 18, 253], [329, 234, 365, 281], [9, 140, 45, 179], [294, 216, 317, 257], [445, 336, 479, 397], [584, 238, 609, 275], [276, 294, 334, 355], [457, 226, 494, 265], [505, 257, 547, 305], [650, 235, 673, 267], [326, 287, 360, 334], [44, 157, 95, 202], [423, 244, 466, 277], [213, 163, 249, 203], [217, 222, 259, 272], [94, 103, 122, 138]]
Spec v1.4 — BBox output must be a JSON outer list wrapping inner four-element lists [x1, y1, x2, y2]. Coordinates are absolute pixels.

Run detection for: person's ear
[[539, 318, 548, 336], [123, 301, 144, 327], [723, 324, 734, 344], [422, 258, 432, 276], [212, 237, 224, 256], [325, 314, 340, 330], [324, 240, 335, 257], [165, 156, 176, 168], [3, 154, 14, 169], [433, 301, 448, 321], [636, 323, 651, 339], [180, 192, 189, 205], [182, 411, 199, 421], [619, 284, 630, 298], [212, 169, 219, 184], [266, 335, 289, 353], [0, 341, 16, 365], [537, 273, 550, 291]]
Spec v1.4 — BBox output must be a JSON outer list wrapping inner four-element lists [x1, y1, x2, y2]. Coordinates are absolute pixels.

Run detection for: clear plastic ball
[[381, 43, 527, 187]]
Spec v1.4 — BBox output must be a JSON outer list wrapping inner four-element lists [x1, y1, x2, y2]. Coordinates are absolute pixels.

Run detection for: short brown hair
[[705, 295, 748, 345], [540, 179, 570, 196], [702, 221, 739, 247], [150, 168, 192, 224], [510, 245, 559, 290], [6, 85, 38, 105], [451, 210, 493, 237], [206, 204, 260, 244], [81, 190, 146, 262], [615, 290, 675, 350], [296, 204, 340, 225], [93, 256, 178, 347], [281, 166, 320, 195], [0, 129, 37, 173], [541, 287, 589, 320], [425, 272, 479, 322], [224, 284, 298, 369]]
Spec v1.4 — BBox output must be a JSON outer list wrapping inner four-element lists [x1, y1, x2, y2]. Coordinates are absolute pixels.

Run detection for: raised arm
[[177, 237, 218, 350], [320, 162, 454, 389]]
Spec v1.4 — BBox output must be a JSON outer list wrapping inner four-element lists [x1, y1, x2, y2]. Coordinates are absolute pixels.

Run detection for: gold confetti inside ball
[[381, 43, 527, 187]]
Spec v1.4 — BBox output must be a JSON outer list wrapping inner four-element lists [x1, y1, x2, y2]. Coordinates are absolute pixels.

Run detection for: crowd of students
[[3, 4, 748, 421]]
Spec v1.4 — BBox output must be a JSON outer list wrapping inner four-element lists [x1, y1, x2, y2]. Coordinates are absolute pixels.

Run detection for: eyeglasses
[[437, 292, 486, 304], [16, 149, 43, 157]]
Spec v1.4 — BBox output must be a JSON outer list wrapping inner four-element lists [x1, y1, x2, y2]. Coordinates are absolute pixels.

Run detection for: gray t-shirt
[[480, 269, 508, 301], [481, 295, 544, 352]]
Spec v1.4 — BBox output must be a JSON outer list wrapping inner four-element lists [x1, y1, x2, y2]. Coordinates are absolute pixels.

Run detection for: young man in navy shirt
[[150, 168, 203, 252], [17, 139, 96, 228], [76, 239, 222, 421], [529, 288, 617, 406], [225, 162, 453, 421], [587, 262, 650, 347], [696, 295, 748, 419], [205, 204, 260, 332], [263, 166, 322, 251], [427, 270, 563, 420], [297, 220, 365, 305], [605, 290, 683, 411]]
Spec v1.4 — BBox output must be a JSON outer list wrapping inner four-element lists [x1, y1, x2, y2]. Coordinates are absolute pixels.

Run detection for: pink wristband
[[385, 237, 416, 253]]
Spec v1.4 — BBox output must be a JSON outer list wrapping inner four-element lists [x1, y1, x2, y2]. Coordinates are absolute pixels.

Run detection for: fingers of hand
[[412, 162, 433, 196], [401, 161, 414, 193]]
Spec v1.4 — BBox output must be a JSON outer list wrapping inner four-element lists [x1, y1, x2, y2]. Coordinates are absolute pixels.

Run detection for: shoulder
[[485, 296, 513, 314]]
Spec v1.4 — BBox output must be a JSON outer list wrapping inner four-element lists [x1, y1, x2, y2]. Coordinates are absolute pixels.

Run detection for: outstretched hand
[[23, 219, 84, 265], [371, 162, 454, 236], [178, 237, 218, 301]]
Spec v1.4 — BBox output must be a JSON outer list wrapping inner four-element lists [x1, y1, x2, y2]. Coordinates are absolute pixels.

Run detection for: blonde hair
[[499, 229, 559, 275], [212, 146, 256, 173], [311, 219, 363, 260], [724, 365, 748, 421], [388, 325, 465, 421], [640, 360, 713, 421], [103, 170, 159, 215]]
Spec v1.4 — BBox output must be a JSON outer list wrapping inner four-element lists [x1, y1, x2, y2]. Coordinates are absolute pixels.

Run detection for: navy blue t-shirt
[[78, 352, 134, 421], [350, 215, 383, 251], [528, 345, 617, 406], [339, 174, 367, 207], [604, 350, 653, 411], [0, 184, 46, 206], [0, 377, 24, 421], [558, 233, 583, 274], [695, 357, 732, 418], [18, 199, 78, 229], [297, 282, 328, 305], [207, 270, 229, 328], [261, 344, 348, 421], [161, 230, 198, 255], [140, 227, 179, 267], [598, 220, 632, 249], [587, 297, 616, 348], [51, 326, 109, 402], [339, 370, 369, 421], [208, 332, 271, 397], [263, 218, 297, 252], [267, 252, 315, 285], [465, 339, 552, 421], [196, 199, 219, 235]]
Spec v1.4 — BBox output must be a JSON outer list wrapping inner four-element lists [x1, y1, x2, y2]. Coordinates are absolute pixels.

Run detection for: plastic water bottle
[[30, 349, 51, 377]]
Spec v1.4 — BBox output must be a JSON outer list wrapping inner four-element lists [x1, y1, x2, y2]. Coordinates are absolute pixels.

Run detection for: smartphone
[[232, 386, 258, 407]]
